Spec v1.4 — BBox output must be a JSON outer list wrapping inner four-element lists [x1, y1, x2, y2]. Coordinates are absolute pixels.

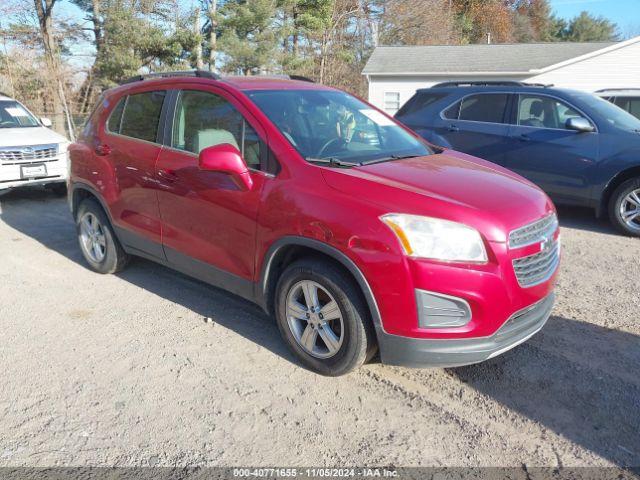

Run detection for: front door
[[504, 94, 599, 205], [155, 87, 269, 297]]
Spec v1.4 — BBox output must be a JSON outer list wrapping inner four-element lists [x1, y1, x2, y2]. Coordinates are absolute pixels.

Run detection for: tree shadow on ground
[[2, 188, 639, 467], [448, 315, 640, 467], [0, 187, 296, 367]]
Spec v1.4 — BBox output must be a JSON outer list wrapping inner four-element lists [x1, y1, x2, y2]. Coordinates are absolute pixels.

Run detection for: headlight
[[381, 214, 487, 263]]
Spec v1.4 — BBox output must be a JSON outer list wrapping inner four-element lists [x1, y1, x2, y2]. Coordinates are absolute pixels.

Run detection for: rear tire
[[275, 258, 376, 376], [76, 198, 129, 274], [608, 178, 640, 236]]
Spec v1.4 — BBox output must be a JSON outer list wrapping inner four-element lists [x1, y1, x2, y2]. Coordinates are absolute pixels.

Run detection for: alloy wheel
[[620, 188, 640, 233], [79, 212, 107, 263], [285, 280, 344, 359]]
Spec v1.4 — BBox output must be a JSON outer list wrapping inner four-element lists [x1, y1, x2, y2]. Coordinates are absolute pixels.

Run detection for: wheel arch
[[599, 165, 640, 217], [258, 237, 383, 334], [70, 183, 113, 222]]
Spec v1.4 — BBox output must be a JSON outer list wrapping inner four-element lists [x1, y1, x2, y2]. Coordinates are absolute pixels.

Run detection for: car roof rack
[[227, 74, 315, 83], [288, 75, 315, 83], [121, 70, 221, 85], [595, 88, 640, 92], [120, 71, 315, 86], [430, 81, 552, 88]]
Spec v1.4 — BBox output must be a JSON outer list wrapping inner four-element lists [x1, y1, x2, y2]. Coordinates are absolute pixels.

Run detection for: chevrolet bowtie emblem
[[540, 236, 551, 252]]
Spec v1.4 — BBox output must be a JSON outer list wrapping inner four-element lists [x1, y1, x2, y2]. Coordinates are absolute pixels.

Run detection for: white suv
[[0, 93, 69, 195]]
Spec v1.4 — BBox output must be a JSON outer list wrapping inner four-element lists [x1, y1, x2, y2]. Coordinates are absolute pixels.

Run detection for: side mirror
[[566, 117, 595, 133], [198, 143, 253, 191], [41, 117, 52, 127]]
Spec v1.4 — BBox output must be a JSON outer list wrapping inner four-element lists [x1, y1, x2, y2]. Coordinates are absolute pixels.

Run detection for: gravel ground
[[0, 187, 638, 469]]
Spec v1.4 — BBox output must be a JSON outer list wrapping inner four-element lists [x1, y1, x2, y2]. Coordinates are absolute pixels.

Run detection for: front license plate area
[[21, 163, 47, 179]]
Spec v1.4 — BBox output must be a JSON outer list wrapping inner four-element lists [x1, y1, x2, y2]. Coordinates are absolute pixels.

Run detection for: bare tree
[[33, 0, 74, 139]]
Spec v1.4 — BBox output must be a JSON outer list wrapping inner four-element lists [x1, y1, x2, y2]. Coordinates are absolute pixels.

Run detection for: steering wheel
[[317, 138, 346, 158]]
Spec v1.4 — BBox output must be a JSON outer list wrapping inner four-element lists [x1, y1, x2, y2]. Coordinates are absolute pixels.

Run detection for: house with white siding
[[363, 36, 640, 114]]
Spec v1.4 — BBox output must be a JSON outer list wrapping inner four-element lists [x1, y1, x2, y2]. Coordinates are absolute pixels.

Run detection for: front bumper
[[0, 157, 68, 191], [378, 293, 554, 368]]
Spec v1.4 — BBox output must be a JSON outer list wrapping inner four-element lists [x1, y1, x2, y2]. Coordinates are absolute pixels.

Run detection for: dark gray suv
[[395, 82, 640, 236]]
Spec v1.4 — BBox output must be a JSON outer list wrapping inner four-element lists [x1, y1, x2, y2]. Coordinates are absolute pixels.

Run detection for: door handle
[[94, 144, 111, 156], [518, 134, 531, 142], [448, 125, 459, 132], [158, 169, 178, 182]]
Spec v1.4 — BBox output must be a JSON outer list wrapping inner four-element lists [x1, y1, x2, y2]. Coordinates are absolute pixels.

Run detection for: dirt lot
[[0, 187, 638, 469]]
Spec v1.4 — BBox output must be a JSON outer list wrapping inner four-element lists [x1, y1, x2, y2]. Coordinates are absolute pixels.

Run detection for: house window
[[384, 92, 401, 113]]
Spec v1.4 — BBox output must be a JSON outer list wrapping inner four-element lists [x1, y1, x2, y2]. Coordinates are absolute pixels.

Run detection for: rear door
[[504, 93, 599, 204], [103, 89, 167, 258], [155, 86, 273, 295], [437, 93, 511, 164]]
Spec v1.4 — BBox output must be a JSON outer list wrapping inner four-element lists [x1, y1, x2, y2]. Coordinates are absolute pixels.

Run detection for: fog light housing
[[416, 290, 472, 328]]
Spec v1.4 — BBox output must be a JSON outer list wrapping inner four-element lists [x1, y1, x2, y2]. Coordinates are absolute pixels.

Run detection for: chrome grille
[[0, 144, 58, 164], [513, 239, 560, 287], [509, 213, 558, 248]]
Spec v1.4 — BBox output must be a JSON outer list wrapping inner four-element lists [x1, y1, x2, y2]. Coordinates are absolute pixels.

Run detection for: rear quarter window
[[106, 97, 126, 133], [119, 91, 166, 143], [396, 92, 446, 117]]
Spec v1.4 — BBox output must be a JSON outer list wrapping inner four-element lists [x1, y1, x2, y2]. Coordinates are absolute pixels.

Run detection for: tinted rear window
[[396, 92, 446, 117], [119, 91, 166, 142], [107, 97, 126, 133], [458, 94, 509, 123]]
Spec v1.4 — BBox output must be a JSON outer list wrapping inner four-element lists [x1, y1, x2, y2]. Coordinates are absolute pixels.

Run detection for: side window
[[172, 90, 264, 170], [613, 97, 627, 109], [106, 97, 126, 133], [517, 95, 582, 130], [628, 98, 640, 119], [615, 97, 640, 118], [120, 91, 166, 143], [458, 94, 509, 123], [396, 92, 446, 117], [442, 100, 461, 120]]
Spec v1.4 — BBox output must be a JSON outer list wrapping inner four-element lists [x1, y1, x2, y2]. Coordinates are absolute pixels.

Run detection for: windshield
[[0, 101, 40, 128], [575, 94, 640, 131], [247, 89, 431, 164]]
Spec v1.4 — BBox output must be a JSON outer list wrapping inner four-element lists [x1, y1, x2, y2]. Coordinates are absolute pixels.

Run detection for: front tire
[[76, 198, 129, 274], [275, 258, 376, 376], [609, 178, 640, 236]]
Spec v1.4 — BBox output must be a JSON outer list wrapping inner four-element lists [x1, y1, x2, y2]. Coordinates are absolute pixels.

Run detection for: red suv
[[69, 71, 559, 376]]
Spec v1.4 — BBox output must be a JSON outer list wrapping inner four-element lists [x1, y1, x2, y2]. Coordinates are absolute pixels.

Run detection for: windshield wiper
[[306, 157, 360, 168], [360, 154, 422, 166]]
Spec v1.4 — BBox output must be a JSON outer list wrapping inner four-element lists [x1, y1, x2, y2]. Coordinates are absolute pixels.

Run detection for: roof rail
[[288, 74, 315, 83], [121, 70, 221, 85], [430, 81, 552, 88], [228, 74, 315, 83], [595, 88, 640, 92]]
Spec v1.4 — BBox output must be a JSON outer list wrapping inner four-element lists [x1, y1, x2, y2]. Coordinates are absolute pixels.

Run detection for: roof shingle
[[362, 42, 615, 74]]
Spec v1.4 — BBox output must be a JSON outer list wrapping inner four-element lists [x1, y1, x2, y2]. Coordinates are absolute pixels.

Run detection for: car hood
[[0, 127, 68, 147], [320, 150, 555, 242]]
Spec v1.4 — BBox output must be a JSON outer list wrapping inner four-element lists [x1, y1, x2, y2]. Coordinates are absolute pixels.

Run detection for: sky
[[549, 0, 640, 37]]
